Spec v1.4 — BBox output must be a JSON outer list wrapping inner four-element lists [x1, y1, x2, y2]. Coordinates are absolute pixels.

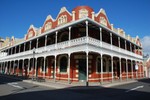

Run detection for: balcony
[[0, 36, 142, 61]]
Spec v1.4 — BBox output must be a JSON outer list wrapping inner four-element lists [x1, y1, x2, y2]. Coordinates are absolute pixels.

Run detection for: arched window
[[96, 56, 101, 73], [59, 56, 68, 72], [58, 15, 67, 25], [79, 9, 88, 19], [45, 22, 52, 31], [28, 31, 33, 38], [100, 17, 107, 26], [58, 32, 69, 42], [103, 59, 106, 72]]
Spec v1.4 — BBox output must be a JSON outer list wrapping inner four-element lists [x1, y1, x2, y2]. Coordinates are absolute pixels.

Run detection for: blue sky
[[0, 0, 150, 54]]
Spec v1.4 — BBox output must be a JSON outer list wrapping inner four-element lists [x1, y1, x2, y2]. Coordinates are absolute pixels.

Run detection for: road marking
[[7, 82, 23, 89], [125, 85, 144, 92]]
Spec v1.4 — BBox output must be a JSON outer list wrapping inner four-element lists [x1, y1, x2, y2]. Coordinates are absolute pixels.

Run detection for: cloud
[[141, 36, 150, 55]]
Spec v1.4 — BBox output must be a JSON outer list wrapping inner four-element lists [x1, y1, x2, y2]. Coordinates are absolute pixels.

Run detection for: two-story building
[[0, 6, 143, 84]]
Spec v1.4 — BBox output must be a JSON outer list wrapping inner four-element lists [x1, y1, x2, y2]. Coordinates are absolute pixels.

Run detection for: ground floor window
[[96, 57, 101, 73], [103, 59, 106, 72], [59, 56, 68, 72]]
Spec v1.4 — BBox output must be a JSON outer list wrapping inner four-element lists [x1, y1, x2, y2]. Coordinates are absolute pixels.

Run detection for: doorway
[[78, 59, 86, 81]]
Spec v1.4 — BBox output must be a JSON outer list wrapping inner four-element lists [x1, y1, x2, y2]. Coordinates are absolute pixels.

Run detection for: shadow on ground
[[0, 74, 150, 100]]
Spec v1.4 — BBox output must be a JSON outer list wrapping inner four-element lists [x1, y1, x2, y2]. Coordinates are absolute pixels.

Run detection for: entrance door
[[78, 59, 86, 81]]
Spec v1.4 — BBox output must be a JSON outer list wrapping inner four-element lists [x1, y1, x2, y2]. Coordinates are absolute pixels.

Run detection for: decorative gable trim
[[26, 24, 37, 40], [55, 7, 72, 20], [96, 8, 111, 29]]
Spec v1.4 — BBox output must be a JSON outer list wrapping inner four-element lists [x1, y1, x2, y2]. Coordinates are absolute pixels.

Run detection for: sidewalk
[[0, 74, 138, 89], [23, 78, 138, 89]]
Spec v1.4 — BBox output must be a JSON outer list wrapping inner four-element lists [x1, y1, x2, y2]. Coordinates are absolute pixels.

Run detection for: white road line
[[125, 85, 144, 92], [7, 82, 23, 89]]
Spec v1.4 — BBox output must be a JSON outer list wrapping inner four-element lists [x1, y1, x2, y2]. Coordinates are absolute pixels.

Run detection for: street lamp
[[32, 47, 35, 81]]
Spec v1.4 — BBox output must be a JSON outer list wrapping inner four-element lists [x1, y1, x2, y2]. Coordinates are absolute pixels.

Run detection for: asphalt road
[[0, 74, 150, 100]]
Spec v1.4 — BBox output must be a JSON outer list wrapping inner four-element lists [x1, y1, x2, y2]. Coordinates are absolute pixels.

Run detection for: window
[[58, 32, 69, 42], [58, 15, 67, 25], [103, 59, 106, 72], [96, 57, 101, 73], [59, 56, 68, 72], [100, 17, 107, 26], [79, 9, 88, 19], [45, 22, 52, 31]]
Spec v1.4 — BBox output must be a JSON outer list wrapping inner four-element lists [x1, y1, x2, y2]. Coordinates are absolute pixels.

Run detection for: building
[[0, 6, 143, 84]]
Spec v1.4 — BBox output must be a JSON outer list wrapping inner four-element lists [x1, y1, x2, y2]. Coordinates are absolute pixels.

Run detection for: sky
[[0, 0, 150, 55]]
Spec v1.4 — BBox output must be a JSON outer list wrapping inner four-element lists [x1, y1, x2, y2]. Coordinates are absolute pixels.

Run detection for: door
[[78, 59, 86, 81]]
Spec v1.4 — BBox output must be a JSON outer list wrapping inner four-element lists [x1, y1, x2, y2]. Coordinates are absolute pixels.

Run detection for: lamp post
[[32, 47, 35, 81]]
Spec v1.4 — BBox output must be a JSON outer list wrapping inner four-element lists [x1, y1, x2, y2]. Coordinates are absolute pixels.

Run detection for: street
[[0, 75, 150, 100]]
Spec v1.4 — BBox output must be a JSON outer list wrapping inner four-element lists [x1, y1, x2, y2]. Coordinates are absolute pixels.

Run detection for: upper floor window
[[58, 15, 67, 25], [45, 22, 52, 31], [28, 31, 34, 38], [79, 9, 88, 19], [100, 17, 107, 26]]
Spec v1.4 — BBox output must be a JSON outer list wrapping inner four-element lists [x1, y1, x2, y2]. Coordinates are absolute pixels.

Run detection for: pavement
[[23, 77, 139, 89], [0, 74, 139, 89]]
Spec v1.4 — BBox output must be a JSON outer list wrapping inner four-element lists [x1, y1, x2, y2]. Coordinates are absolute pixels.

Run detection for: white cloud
[[141, 36, 150, 55]]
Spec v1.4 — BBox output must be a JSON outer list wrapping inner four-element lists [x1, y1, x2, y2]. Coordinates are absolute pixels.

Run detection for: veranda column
[[43, 57, 46, 78], [68, 26, 71, 84], [101, 54, 103, 83], [55, 31, 58, 49], [0, 63, 1, 73], [68, 54, 71, 84], [100, 27, 102, 46], [131, 60, 133, 79], [22, 60, 24, 76], [54, 55, 57, 82], [118, 37, 120, 52], [9, 61, 11, 74], [69, 26, 71, 46], [125, 40, 127, 50], [6, 62, 8, 74], [119, 58, 122, 81], [36, 38, 39, 48], [130, 43, 132, 52], [0, 63, 2, 73], [111, 56, 114, 82], [32, 58, 35, 80], [30, 41, 32, 50], [13, 61, 15, 74], [85, 20, 89, 86], [35, 58, 38, 80], [126, 59, 128, 80], [86, 21, 88, 37], [86, 52, 89, 86], [45, 35, 47, 46], [110, 33, 112, 50], [3, 62, 5, 74], [17, 61, 19, 75], [28, 59, 30, 75]]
